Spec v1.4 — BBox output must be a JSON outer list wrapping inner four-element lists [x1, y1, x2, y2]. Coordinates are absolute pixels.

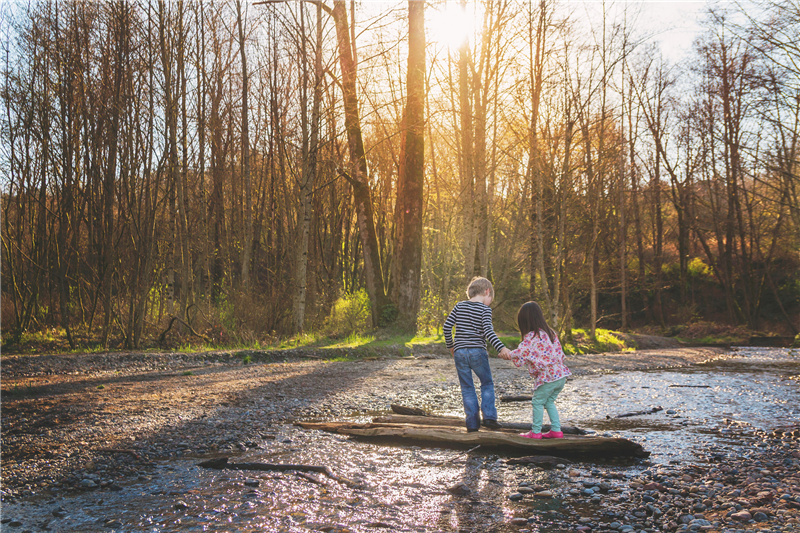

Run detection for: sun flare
[[429, 2, 478, 50]]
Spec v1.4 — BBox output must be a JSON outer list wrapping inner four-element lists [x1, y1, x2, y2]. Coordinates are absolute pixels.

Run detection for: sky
[[630, 1, 710, 63]]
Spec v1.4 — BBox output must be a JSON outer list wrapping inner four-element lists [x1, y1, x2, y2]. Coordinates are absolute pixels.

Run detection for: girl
[[502, 301, 571, 439]]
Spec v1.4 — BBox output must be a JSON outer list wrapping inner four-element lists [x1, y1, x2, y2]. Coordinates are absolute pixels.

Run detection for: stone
[[534, 490, 554, 499], [78, 479, 98, 489], [508, 492, 524, 501], [730, 510, 752, 521], [447, 482, 470, 495]]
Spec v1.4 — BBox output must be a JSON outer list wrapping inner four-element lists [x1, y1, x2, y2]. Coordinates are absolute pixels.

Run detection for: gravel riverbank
[[2, 344, 798, 532]]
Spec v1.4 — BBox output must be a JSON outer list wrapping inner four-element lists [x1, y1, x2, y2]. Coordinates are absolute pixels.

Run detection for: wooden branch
[[158, 315, 212, 345], [507, 455, 574, 468], [608, 406, 663, 419], [253, 0, 333, 17], [500, 395, 533, 402], [197, 457, 357, 487], [390, 404, 428, 416], [429, 445, 481, 466]]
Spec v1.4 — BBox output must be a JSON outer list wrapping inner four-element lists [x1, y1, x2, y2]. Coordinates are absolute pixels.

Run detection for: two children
[[444, 277, 569, 438]]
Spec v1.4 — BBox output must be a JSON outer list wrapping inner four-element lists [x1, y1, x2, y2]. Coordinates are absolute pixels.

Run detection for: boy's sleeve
[[482, 307, 506, 353], [443, 306, 456, 349]]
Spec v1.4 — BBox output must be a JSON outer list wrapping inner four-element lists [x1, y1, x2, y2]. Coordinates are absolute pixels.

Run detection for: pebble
[[78, 479, 97, 490], [447, 482, 470, 495]]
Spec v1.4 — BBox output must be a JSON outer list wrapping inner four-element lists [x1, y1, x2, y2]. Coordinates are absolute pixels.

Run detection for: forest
[[1, 0, 798, 350]]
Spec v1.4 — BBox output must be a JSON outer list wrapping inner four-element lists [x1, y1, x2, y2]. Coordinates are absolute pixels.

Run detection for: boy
[[443, 277, 511, 432]]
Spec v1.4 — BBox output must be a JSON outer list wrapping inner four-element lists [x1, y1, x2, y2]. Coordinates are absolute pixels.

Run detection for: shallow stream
[[3, 347, 798, 532]]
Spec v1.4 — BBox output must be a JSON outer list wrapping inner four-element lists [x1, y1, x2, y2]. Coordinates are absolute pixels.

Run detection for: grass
[[3, 323, 710, 360], [560, 328, 628, 355], [674, 334, 741, 345]]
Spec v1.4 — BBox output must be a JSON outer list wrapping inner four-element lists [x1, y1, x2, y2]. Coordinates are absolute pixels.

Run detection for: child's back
[[443, 277, 510, 432]]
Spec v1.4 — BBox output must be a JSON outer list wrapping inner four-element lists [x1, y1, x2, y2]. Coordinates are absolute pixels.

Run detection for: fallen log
[[390, 404, 428, 416], [500, 395, 533, 403], [297, 421, 649, 458], [506, 455, 574, 468], [373, 413, 587, 435], [197, 457, 357, 487], [608, 406, 663, 419]]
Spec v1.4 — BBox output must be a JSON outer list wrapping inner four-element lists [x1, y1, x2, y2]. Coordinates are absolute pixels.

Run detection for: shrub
[[322, 289, 372, 337]]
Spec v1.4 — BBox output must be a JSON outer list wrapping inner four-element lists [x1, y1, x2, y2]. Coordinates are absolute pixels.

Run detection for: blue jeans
[[531, 377, 566, 433], [453, 347, 498, 430]]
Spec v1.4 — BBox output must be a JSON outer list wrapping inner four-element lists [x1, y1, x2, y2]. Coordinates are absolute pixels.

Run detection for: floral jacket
[[509, 330, 571, 389]]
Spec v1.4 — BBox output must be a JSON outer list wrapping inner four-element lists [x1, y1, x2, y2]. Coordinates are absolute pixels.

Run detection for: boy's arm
[[443, 307, 456, 352], [482, 307, 507, 355]]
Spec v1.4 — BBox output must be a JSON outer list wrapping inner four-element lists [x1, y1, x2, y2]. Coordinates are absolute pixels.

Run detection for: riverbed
[[1, 347, 798, 532]]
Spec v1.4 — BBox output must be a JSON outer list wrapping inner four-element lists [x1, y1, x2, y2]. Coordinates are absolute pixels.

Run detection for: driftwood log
[[608, 406, 663, 419], [506, 455, 574, 468], [500, 395, 533, 403], [374, 413, 586, 435], [297, 421, 649, 458], [197, 457, 357, 487], [390, 404, 428, 416]]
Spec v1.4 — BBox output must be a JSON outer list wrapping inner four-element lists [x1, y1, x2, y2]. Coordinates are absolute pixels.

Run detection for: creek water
[[4, 347, 798, 533]]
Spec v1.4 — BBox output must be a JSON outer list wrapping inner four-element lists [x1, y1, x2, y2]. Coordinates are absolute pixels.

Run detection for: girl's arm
[[508, 334, 534, 367], [509, 334, 548, 370]]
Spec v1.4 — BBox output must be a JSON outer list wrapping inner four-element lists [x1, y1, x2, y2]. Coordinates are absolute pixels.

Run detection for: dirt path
[[0, 344, 726, 501]]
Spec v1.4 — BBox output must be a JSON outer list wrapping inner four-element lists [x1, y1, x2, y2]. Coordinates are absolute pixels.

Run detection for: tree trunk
[[391, 0, 425, 331], [236, 0, 253, 288], [331, 0, 389, 327], [294, 2, 322, 333]]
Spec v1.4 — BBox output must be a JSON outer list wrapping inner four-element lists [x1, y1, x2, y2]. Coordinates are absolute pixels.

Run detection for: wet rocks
[[517, 421, 800, 533]]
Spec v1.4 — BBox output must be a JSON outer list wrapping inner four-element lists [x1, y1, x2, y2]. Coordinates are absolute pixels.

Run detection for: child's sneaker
[[519, 431, 542, 439], [541, 430, 564, 439], [481, 419, 502, 430]]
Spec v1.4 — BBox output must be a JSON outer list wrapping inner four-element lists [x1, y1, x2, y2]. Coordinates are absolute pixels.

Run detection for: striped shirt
[[443, 300, 506, 353]]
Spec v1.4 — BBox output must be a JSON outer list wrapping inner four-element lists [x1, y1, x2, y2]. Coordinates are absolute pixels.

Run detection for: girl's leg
[[542, 378, 566, 432], [530, 387, 549, 433]]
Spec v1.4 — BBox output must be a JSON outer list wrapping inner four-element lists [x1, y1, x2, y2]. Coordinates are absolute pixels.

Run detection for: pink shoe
[[519, 431, 542, 439], [542, 430, 564, 439]]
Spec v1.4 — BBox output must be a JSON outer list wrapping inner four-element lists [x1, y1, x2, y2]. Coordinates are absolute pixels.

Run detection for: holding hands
[[498, 347, 512, 360]]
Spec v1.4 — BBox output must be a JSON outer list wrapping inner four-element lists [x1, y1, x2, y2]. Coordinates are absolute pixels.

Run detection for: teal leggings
[[530, 377, 566, 433]]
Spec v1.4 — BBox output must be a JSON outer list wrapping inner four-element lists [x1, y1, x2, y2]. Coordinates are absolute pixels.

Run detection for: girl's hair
[[517, 301, 556, 342]]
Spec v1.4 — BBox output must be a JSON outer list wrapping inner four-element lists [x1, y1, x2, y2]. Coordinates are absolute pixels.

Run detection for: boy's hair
[[517, 301, 556, 342], [467, 277, 494, 298]]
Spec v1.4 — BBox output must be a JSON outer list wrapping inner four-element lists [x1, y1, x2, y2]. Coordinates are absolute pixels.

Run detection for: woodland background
[[2, 0, 799, 350]]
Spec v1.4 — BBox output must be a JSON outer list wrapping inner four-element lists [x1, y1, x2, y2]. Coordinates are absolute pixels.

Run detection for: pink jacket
[[509, 330, 571, 389]]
